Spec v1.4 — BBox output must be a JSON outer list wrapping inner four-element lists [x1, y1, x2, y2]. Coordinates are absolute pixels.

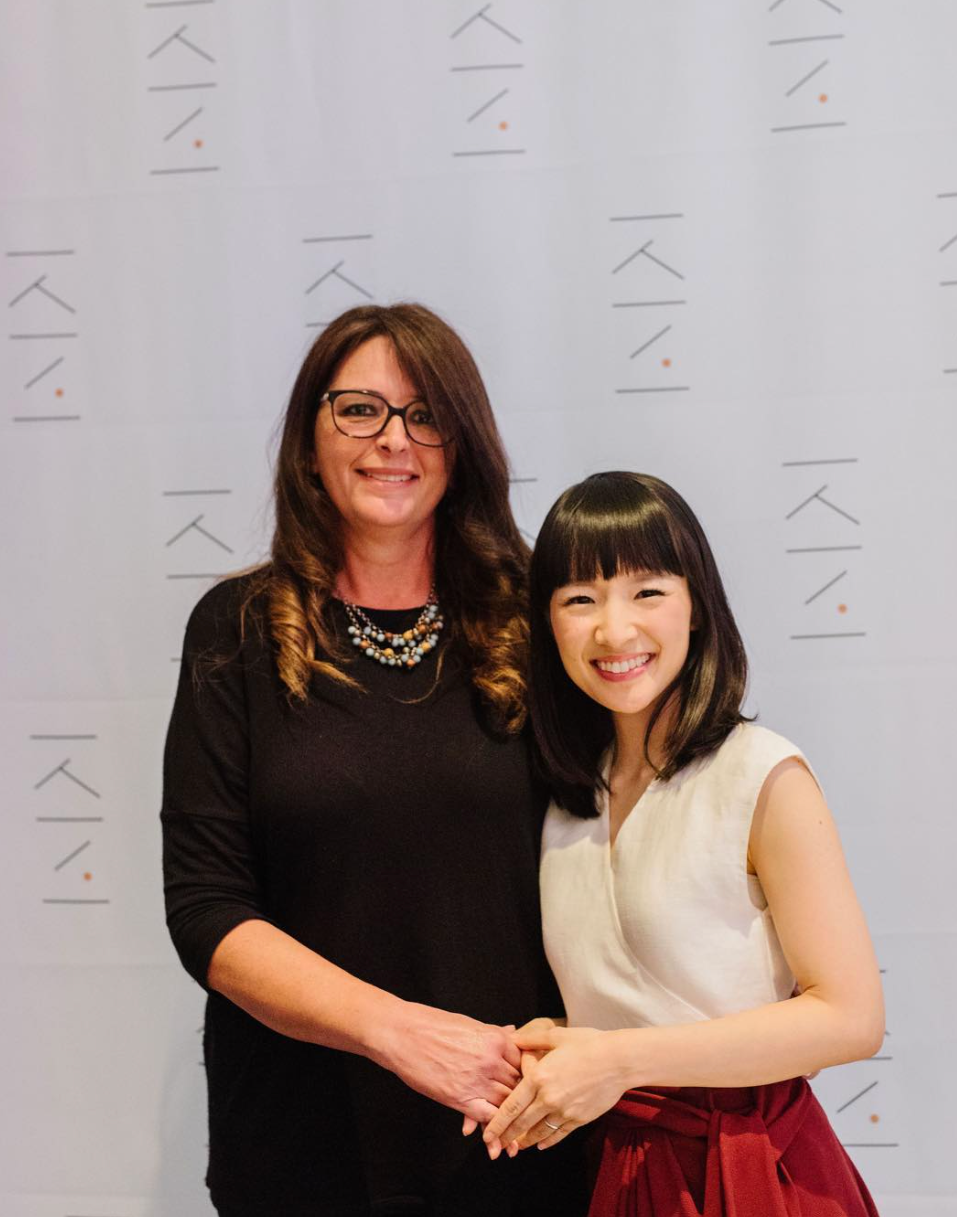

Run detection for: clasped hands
[[471, 1019, 626, 1160], [383, 1003, 622, 1159]]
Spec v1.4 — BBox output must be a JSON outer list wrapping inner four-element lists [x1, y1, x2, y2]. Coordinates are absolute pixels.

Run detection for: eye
[[408, 406, 438, 428], [559, 593, 595, 606], [340, 402, 378, 417], [635, 588, 664, 599]]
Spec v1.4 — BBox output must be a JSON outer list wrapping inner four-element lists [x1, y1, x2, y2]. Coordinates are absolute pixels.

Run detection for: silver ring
[[544, 1119, 562, 1131]]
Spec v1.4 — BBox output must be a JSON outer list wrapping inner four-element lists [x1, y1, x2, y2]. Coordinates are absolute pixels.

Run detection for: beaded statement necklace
[[341, 587, 444, 669]]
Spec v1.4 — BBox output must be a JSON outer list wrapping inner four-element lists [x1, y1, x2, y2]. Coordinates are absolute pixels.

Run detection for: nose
[[375, 412, 410, 453], [594, 599, 642, 652]]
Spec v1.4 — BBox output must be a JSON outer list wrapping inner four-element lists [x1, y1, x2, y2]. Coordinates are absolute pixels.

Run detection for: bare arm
[[485, 759, 884, 1152], [208, 919, 521, 1123]]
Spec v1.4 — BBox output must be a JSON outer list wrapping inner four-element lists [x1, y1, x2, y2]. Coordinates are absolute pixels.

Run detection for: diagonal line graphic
[[35, 282, 76, 313], [467, 87, 509, 122], [166, 514, 203, 546], [305, 261, 343, 295], [612, 241, 653, 275], [333, 268, 374, 300], [148, 24, 188, 56], [836, 1081, 878, 1113], [35, 760, 70, 790], [785, 60, 828, 97], [60, 767, 101, 798], [641, 247, 685, 280], [9, 276, 46, 307], [178, 31, 216, 62], [164, 106, 204, 140], [785, 485, 828, 519], [451, 5, 490, 38], [630, 325, 672, 360], [25, 356, 65, 389], [816, 493, 860, 525], [54, 839, 91, 871], [939, 233, 957, 253], [480, 11, 522, 43], [192, 521, 234, 553], [804, 569, 847, 605]]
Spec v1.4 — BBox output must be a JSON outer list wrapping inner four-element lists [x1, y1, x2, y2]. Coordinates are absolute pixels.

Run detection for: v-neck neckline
[[602, 756, 659, 854]]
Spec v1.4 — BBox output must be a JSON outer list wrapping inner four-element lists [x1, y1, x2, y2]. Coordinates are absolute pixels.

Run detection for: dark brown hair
[[244, 302, 530, 732], [528, 471, 749, 817]]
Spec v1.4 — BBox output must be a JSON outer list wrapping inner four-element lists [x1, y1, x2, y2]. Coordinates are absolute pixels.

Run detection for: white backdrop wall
[[3, 3, 956, 1215]]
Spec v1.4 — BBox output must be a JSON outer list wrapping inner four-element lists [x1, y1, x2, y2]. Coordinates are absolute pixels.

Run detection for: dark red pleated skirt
[[588, 1078, 879, 1217]]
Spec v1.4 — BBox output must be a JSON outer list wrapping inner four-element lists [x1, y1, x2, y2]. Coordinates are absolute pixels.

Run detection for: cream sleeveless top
[[540, 723, 811, 1030]]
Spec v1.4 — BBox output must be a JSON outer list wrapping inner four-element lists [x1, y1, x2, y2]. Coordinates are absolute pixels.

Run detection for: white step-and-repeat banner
[[3, 3, 955, 1215]]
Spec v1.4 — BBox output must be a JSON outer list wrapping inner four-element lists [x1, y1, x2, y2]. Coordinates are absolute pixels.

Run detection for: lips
[[592, 653, 654, 681], [358, 469, 417, 484]]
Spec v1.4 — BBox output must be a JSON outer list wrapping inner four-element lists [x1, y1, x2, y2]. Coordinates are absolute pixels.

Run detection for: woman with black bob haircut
[[483, 472, 884, 1217], [526, 470, 749, 819]]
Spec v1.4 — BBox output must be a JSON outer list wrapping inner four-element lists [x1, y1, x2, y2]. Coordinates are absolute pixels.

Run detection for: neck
[[336, 519, 436, 609], [611, 695, 676, 782]]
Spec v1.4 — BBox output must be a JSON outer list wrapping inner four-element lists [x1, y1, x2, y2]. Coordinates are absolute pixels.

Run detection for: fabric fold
[[589, 1079, 878, 1217]]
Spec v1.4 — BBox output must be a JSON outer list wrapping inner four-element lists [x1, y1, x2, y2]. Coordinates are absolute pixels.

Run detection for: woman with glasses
[[482, 471, 883, 1216], [161, 304, 586, 1216]]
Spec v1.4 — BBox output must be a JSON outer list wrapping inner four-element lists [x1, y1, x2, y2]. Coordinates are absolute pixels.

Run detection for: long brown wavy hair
[[244, 302, 530, 733]]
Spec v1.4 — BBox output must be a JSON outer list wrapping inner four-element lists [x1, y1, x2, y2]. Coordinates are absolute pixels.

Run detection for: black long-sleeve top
[[161, 576, 586, 1216]]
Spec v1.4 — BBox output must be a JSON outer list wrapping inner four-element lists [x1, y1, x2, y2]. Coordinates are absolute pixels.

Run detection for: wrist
[[604, 1027, 646, 1092], [354, 990, 411, 1067]]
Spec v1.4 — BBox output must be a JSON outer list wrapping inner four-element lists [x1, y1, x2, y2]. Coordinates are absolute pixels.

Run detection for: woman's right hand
[[375, 1001, 522, 1124]]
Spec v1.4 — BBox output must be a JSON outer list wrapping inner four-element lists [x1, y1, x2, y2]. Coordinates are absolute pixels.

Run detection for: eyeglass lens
[[331, 392, 445, 446]]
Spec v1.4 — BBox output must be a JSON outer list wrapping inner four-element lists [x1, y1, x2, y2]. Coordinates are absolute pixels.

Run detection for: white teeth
[[596, 654, 652, 674], [365, 472, 412, 482]]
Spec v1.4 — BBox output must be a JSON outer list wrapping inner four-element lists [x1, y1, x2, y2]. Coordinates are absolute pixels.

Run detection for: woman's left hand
[[482, 1026, 626, 1155]]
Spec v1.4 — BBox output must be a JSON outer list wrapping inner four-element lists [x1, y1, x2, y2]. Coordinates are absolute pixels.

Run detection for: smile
[[358, 470, 416, 483], [593, 653, 654, 680]]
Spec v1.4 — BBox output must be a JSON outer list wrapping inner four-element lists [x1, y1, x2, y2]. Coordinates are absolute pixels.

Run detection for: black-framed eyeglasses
[[319, 389, 450, 448]]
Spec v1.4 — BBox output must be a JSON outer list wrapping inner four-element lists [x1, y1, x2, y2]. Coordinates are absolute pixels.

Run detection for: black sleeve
[[161, 580, 273, 988]]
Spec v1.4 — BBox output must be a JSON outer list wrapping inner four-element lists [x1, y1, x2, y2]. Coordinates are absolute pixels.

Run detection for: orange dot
[[869, 1113, 880, 1124], [194, 138, 204, 148], [55, 388, 64, 397], [662, 358, 672, 368], [498, 121, 508, 131], [83, 872, 93, 881], [838, 603, 847, 614], [819, 93, 828, 104]]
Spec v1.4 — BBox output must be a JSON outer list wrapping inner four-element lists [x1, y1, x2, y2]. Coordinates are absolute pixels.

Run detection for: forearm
[[207, 918, 402, 1062], [606, 989, 885, 1091]]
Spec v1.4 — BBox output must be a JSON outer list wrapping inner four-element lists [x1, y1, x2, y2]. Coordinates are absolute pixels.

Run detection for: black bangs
[[533, 471, 684, 601]]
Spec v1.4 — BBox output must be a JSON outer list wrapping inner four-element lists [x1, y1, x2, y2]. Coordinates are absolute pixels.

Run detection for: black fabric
[[162, 575, 586, 1215]]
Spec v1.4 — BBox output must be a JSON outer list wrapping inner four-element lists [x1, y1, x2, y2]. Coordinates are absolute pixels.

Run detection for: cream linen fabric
[[541, 723, 814, 1030]]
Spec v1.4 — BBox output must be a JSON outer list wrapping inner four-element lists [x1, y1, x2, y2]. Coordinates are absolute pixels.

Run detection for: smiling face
[[312, 335, 451, 541], [548, 569, 694, 724]]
